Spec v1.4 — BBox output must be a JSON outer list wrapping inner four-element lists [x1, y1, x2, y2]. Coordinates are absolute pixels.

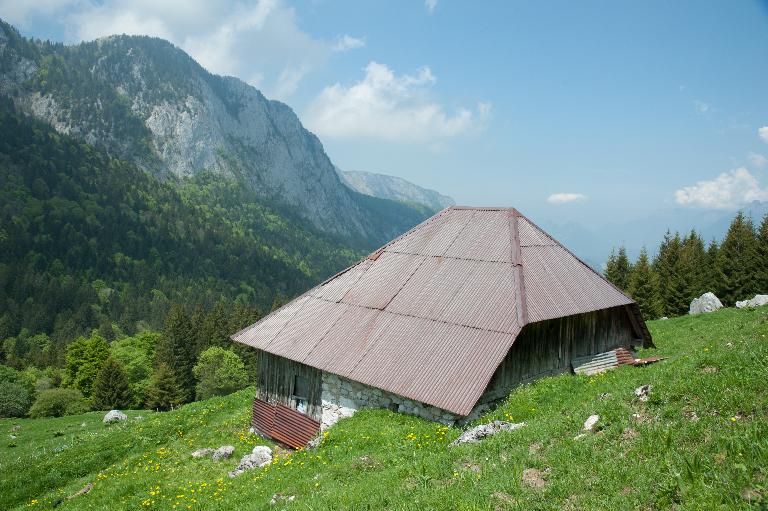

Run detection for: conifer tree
[[91, 357, 132, 410], [628, 248, 663, 319], [154, 304, 195, 403], [604, 247, 632, 291], [145, 363, 183, 411], [757, 214, 768, 293], [654, 232, 688, 316], [703, 239, 720, 294], [680, 230, 707, 299], [717, 212, 758, 304]]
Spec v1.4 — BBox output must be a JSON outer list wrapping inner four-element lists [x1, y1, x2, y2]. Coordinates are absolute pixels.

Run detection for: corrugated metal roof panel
[[518, 216, 556, 246], [231, 295, 310, 349], [386, 208, 475, 256], [265, 299, 348, 362], [341, 251, 424, 309], [443, 210, 512, 262], [302, 305, 389, 375], [349, 317, 516, 415], [310, 260, 372, 302]]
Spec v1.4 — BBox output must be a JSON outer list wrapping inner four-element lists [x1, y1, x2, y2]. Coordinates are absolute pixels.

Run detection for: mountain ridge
[[337, 169, 454, 211]]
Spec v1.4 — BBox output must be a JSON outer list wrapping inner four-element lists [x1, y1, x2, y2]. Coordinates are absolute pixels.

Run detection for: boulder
[[736, 294, 768, 309], [689, 292, 723, 315], [103, 410, 127, 424], [191, 448, 215, 459], [228, 445, 273, 477], [448, 420, 526, 447], [212, 445, 235, 461], [583, 414, 599, 432]]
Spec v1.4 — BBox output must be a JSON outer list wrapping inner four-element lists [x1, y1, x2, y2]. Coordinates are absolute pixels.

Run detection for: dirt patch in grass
[[521, 468, 547, 489]]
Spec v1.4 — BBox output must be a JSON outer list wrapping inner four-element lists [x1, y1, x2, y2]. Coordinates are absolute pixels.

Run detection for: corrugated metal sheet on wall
[[232, 206, 653, 419], [252, 398, 320, 449]]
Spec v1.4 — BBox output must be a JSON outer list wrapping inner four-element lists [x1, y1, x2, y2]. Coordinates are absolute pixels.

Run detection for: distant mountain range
[[336, 169, 454, 211], [0, 19, 430, 248], [542, 201, 768, 269]]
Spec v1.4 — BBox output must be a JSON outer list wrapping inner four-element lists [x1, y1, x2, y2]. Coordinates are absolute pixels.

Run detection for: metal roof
[[232, 206, 650, 416]]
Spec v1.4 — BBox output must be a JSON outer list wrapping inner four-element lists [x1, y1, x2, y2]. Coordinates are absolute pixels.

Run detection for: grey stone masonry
[[320, 372, 466, 429]]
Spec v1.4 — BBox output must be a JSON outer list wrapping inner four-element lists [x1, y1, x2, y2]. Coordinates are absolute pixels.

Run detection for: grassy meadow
[[1, 306, 767, 510]]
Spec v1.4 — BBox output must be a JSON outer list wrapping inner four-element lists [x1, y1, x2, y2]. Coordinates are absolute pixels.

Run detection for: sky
[[3, 0, 768, 247]]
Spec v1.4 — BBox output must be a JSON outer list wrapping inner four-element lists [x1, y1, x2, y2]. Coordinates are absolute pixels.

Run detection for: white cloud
[[304, 61, 489, 142], [760, 126, 768, 143], [425, 0, 438, 13], [693, 100, 710, 113], [21, 0, 335, 101], [674, 168, 768, 209], [747, 152, 767, 168], [333, 35, 365, 52], [547, 193, 588, 204]]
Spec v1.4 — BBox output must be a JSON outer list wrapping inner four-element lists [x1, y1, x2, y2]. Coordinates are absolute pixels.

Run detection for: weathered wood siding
[[256, 350, 323, 422], [479, 306, 637, 403]]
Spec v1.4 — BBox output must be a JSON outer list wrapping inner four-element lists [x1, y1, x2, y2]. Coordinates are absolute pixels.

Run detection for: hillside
[[0, 97, 360, 344], [0, 19, 430, 243], [338, 169, 455, 211], [2, 306, 766, 510]]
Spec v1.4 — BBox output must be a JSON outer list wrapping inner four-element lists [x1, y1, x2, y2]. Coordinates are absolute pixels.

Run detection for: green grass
[[2, 306, 767, 510]]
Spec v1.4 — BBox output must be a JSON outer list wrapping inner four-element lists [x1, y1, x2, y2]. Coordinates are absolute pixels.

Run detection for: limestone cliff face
[[0, 21, 425, 243], [338, 169, 455, 211]]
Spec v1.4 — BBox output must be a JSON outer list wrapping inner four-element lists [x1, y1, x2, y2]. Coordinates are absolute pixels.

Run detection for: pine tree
[[654, 232, 688, 316], [703, 239, 720, 294], [154, 304, 195, 403], [604, 247, 632, 291], [717, 212, 758, 304], [145, 363, 183, 411], [91, 357, 132, 410], [757, 214, 768, 293], [680, 230, 707, 300], [628, 248, 663, 319]]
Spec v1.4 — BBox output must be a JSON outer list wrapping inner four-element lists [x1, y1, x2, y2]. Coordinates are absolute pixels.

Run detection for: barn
[[231, 207, 652, 448]]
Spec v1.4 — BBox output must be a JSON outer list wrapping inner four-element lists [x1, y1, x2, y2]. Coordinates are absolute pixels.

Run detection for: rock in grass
[[448, 420, 526, 447], [228, 446, 273, 477], [191, 448, 215, 458], [689, 292, 723, 315], [736, 294, 768, 309], [634, 384, 652, 402], [103, 410, 127, 424], [583, 414, 599, 432], [212, 445, 235, 461]]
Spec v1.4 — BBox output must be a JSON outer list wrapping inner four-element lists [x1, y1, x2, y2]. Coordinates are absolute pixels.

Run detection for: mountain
[[0, 97, 364, 345], [337, 169, 454, 211], [0, 20, 430, 246]]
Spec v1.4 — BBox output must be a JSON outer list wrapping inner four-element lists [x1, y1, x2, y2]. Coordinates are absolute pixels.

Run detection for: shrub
[[192, 347, 248, 400], [29, 388, 88, 418], [0, 381, 31, 417]]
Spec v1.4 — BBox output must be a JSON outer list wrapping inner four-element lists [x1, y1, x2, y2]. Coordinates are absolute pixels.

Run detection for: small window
[[293, 375, 309, 413]]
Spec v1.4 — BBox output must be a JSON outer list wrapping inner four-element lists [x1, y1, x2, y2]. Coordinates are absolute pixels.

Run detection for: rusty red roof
[[232, 206, 651, 416]]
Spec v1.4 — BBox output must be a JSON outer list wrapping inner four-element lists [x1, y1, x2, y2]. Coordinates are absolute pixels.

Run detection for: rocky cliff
[[338, 169, 454, 211]]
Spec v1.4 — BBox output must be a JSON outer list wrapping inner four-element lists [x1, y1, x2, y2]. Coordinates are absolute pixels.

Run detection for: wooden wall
[[256, 351, 323, 422], [479, 306, 638, 404]]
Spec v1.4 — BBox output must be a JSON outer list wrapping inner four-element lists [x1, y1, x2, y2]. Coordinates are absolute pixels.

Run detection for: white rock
[[191, 448, 214, 458], [635, 384, 652, 402], [103, 410, 127, 424], [583, 414, 599, 432], [227, 446, 272, 477], [449, 421, 526, 447], [212, 445, 235, 461], [689, 292, 723, 315], [735, 294, 768, 309]]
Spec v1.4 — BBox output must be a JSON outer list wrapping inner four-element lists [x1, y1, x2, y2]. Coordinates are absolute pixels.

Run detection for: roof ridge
[[508, 210, 529, 326]]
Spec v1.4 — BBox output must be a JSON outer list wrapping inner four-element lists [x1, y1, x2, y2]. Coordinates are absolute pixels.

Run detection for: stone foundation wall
[[319, 372, 463, 429]]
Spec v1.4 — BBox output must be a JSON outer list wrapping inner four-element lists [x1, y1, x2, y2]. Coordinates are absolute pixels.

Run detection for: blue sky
[[3, 0, 768, 236]]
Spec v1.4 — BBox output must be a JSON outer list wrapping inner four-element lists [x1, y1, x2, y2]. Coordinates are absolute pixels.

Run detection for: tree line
[[0, 300, 266, 418], [604, 211, 768, 319]]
